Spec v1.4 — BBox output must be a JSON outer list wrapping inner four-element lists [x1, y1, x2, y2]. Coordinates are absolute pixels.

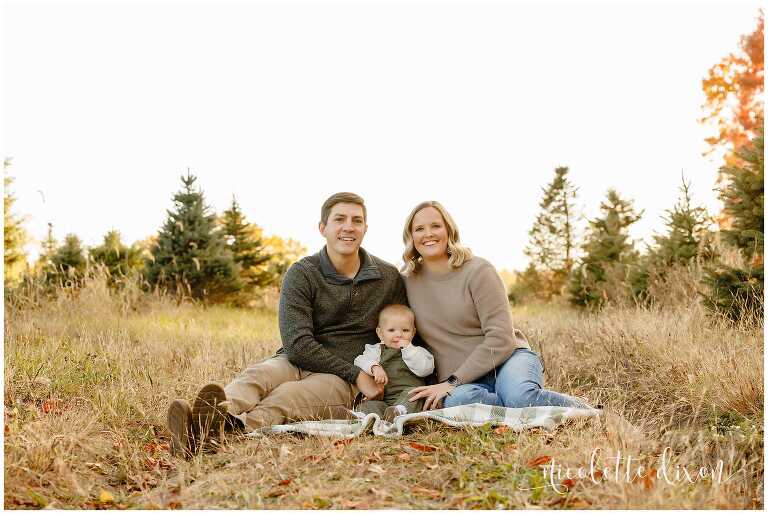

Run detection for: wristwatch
[[446, 375, 460, 387]]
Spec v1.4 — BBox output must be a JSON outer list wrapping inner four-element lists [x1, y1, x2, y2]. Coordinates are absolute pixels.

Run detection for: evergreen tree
[[507, 263, 545, 305], [220, 197, 271, 299], [145, 172, 242, 302], [630, 177, 715, 302], [650, 177, 714, 265], [702, 132, 764, 321], [51, 234, 88, 280], [569, 189, 643, 308], [4, 159, 28, 285], [89, 230, 144, 284], [523, 166, 579, 299]]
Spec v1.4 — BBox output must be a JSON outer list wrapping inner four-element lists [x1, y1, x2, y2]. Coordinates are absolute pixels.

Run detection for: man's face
[[319, 202, 367, 258]]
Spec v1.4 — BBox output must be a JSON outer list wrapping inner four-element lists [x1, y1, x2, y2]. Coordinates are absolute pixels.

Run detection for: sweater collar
[[319, 246, 382, 285]]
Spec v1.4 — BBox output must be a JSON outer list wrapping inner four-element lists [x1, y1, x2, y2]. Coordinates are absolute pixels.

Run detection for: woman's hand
[[408, 382, 455, 410]]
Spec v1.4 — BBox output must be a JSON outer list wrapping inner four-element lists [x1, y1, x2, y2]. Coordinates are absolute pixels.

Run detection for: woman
[[404, 201, 591, 411]]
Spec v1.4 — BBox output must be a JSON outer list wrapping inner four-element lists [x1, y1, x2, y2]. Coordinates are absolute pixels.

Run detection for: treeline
[[3, 170, 306, 307], [509, 131, 764, 323]]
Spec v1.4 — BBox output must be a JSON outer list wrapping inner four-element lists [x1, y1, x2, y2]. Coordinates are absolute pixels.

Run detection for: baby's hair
[[378, 304, 415, 326]]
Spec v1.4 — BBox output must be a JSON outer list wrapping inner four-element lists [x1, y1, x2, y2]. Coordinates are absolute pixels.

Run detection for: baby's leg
[[392, 389, 424, 414], [357, 400, 387, 417]]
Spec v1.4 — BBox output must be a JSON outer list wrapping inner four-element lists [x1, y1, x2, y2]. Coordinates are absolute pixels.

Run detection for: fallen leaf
[[494, 426, 510, 435], [145, 457, 158, 470], [265, 489, 286, 498], [333, 439, 353, 447], [368, 464, 385, 474], [167, 500, 182, 509], [304, 454, 326, 462], [368, 487, 392, 500], [593, 469, 604, 479], [411, 486, 442, 499], [143, 442, 159, 453], [561, 478, 576, 490], [98, 490, 114, 503], [367, 451, 381, 463], [340, 499, 368, 509], [527, 455, 552, 467], [409, 442, 438, 452], [278, 479, 292, 486], [396, 453, 411, 462], [643, 468, 656, 490], [567, 498, 591, 509]]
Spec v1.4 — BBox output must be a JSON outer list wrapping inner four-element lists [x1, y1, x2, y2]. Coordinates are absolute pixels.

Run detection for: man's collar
[[319, 246, 382, 285]]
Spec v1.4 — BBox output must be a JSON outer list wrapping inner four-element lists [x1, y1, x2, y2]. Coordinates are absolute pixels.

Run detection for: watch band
[[446, 375, 460, 386]]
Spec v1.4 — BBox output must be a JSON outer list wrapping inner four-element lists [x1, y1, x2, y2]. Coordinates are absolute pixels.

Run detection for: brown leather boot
[[191, 383, 228, 454], [167, 399, 195, 459]]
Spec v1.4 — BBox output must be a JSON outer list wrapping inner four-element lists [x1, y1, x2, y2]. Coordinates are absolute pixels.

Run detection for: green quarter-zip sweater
[[277, 247, 407, 384]]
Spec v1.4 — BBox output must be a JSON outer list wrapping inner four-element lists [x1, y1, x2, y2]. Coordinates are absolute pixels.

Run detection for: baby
[[353, 304, 435, 421]]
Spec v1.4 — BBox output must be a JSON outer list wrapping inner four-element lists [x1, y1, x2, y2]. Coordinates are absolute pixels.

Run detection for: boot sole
[[167, 399, 193, 459], [191, 384, 227, 453]]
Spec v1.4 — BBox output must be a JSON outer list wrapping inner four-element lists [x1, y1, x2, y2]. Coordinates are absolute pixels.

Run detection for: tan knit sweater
[[403, 256, 530, 384]]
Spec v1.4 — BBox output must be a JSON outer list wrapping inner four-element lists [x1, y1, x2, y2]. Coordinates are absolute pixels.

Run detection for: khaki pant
[[223, 355, 358, 430]]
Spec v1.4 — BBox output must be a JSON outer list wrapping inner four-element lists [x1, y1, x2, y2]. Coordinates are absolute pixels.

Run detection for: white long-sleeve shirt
[[353, 342, 435, 378]]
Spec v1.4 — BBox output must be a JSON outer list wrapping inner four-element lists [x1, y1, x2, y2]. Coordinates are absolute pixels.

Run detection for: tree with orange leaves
[[700, 10, 764, 172]]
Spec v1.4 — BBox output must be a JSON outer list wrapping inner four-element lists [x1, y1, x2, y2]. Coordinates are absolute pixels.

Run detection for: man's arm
[[278, 263, 361, 384]]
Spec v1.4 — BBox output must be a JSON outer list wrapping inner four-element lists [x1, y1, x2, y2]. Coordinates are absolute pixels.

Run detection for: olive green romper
[[358, 345, 425, 417]]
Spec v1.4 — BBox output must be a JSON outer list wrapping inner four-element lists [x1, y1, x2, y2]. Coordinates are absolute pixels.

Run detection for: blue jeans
[[443, 348, 590, 409]]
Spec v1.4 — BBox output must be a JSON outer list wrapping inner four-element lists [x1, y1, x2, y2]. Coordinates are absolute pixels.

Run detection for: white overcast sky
[[4, 0, 762, 271]]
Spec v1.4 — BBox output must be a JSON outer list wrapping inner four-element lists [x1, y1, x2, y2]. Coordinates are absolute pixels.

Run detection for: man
[[167, 192, 407, 457]]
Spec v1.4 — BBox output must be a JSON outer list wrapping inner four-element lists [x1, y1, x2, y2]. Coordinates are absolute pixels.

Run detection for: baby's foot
[[383, 404, 408, 422]]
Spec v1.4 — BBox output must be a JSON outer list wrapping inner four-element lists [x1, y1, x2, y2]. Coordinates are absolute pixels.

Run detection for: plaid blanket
[[250, 403, 601, 439]]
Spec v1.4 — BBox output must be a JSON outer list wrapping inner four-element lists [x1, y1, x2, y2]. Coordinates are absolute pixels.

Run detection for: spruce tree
[[145, 172, 242, 302], [702, 132, 764, 321], [4, 159, 28, 285], [569, 189, 643, 308], [523, 166, 579, 299], [220, 197, 271, 305], [630, 178, 715, 302], [51, 234, 88, 281], [89, 230, 144, 285]]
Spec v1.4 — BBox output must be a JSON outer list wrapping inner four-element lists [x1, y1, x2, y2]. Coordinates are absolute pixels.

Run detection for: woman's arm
[[451, 260, 524, 385]]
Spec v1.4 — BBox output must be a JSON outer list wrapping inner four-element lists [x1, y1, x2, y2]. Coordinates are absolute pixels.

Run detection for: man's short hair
[[378, 304, 415, 326], [320, 192, 367, 226]]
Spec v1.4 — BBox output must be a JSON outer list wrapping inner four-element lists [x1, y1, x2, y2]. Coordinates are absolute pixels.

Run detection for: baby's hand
[[371, 365, 388, 386]]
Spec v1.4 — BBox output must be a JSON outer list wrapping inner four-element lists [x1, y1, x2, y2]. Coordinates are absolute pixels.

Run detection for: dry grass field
[[4, 275, 763, 509]]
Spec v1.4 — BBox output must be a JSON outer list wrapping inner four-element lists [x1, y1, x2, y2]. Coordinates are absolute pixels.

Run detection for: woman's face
[[411, 206, 450, 261]]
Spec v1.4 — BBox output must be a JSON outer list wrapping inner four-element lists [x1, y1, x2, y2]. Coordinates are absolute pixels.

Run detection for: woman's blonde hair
[[402, 200, 472, 275]]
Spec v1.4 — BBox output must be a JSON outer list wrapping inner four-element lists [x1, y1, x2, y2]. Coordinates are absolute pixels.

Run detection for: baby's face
[[377, 313, 415, 349]]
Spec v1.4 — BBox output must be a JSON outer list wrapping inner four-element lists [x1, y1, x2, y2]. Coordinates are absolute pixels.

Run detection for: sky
[[4, 0, 762, 272]]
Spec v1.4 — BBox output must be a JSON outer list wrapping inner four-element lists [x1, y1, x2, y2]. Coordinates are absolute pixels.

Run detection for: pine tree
[[4, 159, 28, 285], [569, 189, 643, 308], [51, 234, 88, 281], [651, 177, 714, 265], [145, 172, 242, 302], [89, 230, 144, 285], [630, 177, 715, 302], [220, 197, 271, 305], [523, 166, 580, 299], [702, 132, 764, 321]]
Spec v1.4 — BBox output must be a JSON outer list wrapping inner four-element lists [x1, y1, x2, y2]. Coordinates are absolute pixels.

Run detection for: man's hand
[[408, 382, 455, 410], [356, 370, 384, 400], [371, 364, 388, 386]]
